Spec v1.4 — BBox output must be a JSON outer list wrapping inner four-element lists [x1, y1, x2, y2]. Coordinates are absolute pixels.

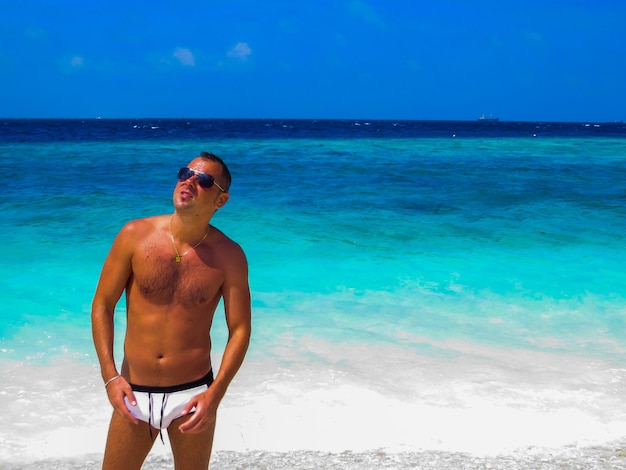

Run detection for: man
[[92, 152, 251, 469]]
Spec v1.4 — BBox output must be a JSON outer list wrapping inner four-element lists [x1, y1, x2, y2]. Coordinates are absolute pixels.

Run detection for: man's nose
[[183, 173, 198, 184]]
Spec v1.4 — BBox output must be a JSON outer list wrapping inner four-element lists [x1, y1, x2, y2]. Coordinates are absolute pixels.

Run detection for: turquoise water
[[1, 120, 626, 468]]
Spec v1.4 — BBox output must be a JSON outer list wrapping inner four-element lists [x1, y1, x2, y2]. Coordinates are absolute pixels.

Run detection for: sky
[[1, 0, 625, 121]]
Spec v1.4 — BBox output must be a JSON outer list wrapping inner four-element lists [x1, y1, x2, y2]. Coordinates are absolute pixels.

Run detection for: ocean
[[1, 118, 626, 469]]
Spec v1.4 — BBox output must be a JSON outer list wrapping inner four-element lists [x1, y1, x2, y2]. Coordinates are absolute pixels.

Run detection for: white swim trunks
[[124, 370, 214, 432]]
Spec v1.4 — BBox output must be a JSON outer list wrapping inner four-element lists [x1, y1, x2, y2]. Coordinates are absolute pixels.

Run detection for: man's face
[[173, 158, 229, 214]]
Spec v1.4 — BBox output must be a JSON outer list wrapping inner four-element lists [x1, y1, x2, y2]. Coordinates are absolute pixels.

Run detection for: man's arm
[[91, 222, 140, 423], [179, 242, 252, 433]]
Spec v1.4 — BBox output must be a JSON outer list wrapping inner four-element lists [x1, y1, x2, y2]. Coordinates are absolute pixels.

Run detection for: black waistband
[[130, 369, 214, 393]]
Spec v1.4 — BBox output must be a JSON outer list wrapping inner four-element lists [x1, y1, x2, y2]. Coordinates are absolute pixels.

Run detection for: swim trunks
[[124, 370, 214, 432]]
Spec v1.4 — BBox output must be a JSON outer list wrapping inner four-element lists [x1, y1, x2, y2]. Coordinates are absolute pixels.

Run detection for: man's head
[[198, 151, 231, 192], [173, 152, 231, 214]]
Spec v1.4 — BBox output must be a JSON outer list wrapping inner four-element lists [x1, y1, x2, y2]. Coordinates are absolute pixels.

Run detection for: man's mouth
[[180, 186, 194, 200]]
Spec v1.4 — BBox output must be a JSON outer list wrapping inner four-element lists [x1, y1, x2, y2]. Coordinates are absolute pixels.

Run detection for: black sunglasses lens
[[196, 174, 214, 189], [177, 167, 193, 181]]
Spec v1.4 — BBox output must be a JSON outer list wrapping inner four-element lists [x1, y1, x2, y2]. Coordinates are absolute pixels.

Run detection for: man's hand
[[106, 377, 139, 424], [178, 387, 221, 434]]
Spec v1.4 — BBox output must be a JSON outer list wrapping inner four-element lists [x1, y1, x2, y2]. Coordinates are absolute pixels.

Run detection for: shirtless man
[[92, 152, 251, 469]]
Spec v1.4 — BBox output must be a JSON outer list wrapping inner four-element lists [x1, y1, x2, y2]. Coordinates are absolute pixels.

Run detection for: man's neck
[[170, 212, 211, 243]]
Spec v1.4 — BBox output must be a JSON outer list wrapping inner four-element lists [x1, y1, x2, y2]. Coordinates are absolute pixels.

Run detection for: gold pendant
[[175, 255, 181, 263]]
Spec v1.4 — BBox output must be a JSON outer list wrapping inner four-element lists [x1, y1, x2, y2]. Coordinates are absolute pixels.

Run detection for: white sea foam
[[2, 337, 625, 466], [217, 338, 626, 455]]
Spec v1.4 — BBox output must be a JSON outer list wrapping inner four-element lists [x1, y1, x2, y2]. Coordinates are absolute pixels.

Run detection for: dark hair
[[199, 151, 231, 191]]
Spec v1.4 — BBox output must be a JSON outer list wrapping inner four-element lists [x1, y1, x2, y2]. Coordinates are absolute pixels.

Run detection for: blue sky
[[1, 0, 624, 121]]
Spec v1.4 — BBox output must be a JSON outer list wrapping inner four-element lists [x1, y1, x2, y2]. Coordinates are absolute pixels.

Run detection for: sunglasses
[[177, 167, 226, 192]]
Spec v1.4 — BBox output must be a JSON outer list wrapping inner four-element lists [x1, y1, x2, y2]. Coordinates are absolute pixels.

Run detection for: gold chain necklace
[[169, 216, 209, 263]]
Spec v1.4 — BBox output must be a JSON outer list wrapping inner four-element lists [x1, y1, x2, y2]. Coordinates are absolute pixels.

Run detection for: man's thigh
[[102, 412, 157, 470], [167, 414, 216, 470]]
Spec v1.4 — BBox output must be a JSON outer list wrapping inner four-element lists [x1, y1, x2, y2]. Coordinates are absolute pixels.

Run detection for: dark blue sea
[[1, 119, 626, 469]]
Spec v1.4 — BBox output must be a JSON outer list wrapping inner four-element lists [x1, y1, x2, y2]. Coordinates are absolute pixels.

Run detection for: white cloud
[[523, 31, 544, 45], [173, 47, 195, 66], [227, 42, 252, 61], [70, 56, 84, 67], [57, 55, 85, 74], [348, 0, 386, 29]]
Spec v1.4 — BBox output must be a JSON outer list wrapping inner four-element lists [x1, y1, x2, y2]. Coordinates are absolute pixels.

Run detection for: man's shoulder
[[211, 226, 246, 258], [211, 225, 240, 246], [119, 215, 167, 238]]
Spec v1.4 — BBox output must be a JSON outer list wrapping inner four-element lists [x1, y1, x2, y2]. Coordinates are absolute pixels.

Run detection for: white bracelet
[[104, 375, 121, 388]]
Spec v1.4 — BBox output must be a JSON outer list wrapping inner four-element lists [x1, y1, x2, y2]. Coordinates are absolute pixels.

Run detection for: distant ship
[[478, 114, 500, 122]]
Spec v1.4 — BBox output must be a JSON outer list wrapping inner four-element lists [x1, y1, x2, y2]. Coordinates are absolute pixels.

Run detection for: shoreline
[[2, 341, 626, 463], [2, 446, 626, 470]]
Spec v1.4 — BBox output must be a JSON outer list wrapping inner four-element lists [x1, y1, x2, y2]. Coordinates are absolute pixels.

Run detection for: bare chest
[[131, 242, 224, 306]]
